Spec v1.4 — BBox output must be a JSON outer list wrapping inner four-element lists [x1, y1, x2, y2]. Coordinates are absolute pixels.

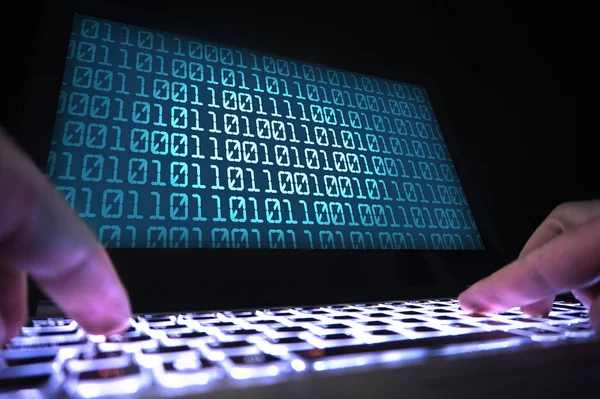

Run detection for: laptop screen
[[45, 13, 484, 252]]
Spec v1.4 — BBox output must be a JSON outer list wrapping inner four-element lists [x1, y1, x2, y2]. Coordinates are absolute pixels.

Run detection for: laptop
[[1, 3, 599, 398]]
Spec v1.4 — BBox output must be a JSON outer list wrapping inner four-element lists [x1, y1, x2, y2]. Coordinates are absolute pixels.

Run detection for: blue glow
[[46, 14, 484, 250]]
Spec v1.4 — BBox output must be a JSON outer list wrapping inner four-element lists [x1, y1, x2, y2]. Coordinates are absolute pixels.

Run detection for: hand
[[459, 200, 600, 333], [0, 127, 132, 344]]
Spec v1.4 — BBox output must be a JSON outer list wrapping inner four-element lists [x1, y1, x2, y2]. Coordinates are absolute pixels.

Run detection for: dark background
[[0, 1, 595, 308]]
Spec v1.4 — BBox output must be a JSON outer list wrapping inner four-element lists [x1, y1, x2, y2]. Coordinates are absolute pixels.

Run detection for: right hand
[[459, 200, 600, 333]]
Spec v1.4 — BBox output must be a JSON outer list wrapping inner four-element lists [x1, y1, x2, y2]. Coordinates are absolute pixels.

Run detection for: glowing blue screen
[[46, 13, 484, 250]]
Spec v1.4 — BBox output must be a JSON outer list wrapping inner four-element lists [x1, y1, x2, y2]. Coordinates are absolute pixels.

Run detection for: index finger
[[458, 216, 600, 313], [0, 130, 131, 335]]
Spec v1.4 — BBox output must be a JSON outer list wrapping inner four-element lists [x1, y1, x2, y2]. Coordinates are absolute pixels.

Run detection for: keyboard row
[[1, 299, 596, 398]]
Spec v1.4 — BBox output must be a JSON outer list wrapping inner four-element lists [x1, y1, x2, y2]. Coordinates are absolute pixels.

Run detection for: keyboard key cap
[[266, 336, 306, 344], [433, 316, 459, 321], [273, 326, 307, 333], [412, 326, 438, 333], [370, 330, 401, 336], [294, 331, 523, 361], [359, 321, 389, 326]]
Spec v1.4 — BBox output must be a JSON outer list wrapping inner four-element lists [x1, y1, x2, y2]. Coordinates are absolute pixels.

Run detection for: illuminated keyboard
[[0, 299, 595, 398]]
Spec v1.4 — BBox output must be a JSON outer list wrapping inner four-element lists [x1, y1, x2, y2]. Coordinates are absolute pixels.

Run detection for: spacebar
[[293, 331, 522, 360]]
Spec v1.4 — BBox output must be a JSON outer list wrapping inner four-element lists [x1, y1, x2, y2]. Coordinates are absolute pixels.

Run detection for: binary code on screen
[[45, 13, 484, 250]]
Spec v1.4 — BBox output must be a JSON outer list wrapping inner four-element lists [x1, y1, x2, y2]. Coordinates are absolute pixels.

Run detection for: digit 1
[[378, 179, 392, 200], [383, 116, 395, 134], [286, 122, 300, 142], [118, 49, 132, 69], [156, 33, 168, 53], [286, 230, 297, 249], [378, 135, 390, 154], [237, 71, 248, 89], [208, 137, 223, 160], [259, 143, 273, 165], [251, 229, 261, 248], [426, 184, 441, 203], [248, 197, 264, 223], [253, 95, 266, 115], [269, 98, 281, 117], [329, 128, 342, 148], [309, 173, 324, 196], [207, 87, 220, 108], [150, 192, 165, 220], [385, 205, 400, 227], [235, 50, 247, 68], [339, 71, 351, 88], [153, 104, 167, 126], [301, 124, 313, 145], [397, 205, 413, 228], [262, 170, 276, 193], [318, 150, 333, 171], [120, 26, 133, 46], [251, 74, 264, 92], [190, 109, 203, 131], [206, 64, 217, 84], [401, 138, 414, 156], [173, 37, 184, 56], [344, 203, 359, 226], [127, 190, 143, 219], [151, 160, 166, 186], [360, 113, 373, 130], [335, 231, 346, 249], [395, 159, 410, 178], [113, 98, 128, 122], [58, 152, 76, 180], [155, 55, 168, 75], [364, 232, 375, 249], [282, 199, 298, 224], [240, 116, 252, 137], [191, 163, 206, 188], [245, 168, 260, 192], [421, 207, 437, 228], [390, 181, 405, 201], [99, 45, 111, 66], [126, 226, 137, 248], [207, 111, 221, 133], [418, 233, 429, 250], [101, 23, 115, 43], [283, 100, 296, 119], [290, 146, 304, 168], [414, 183, 429, 203], [211, 195, 226, 222], [280, 79, 291, 97], [293, 82, 306, 99], [406, 160, 420, 179], [319, 86, 331, 104], [290, 62, 301, 79], [106, 156, 123, 183], [298, 200, 314, 225], [115, 72, 129, 94], [190, 84, 202, 105], [303, 230, 314, 249], [351, 177, 367, 199], [335, 108, 349, 127], [109, 126, 125, 151], [353, 131, 366, 151], [78, 188, 97, 218], [192, 194, 207, 221], [297, 102, 310, 121], [191, 134, 204, 159], [358, 154, 372, 174], [249, 53, 261, 71], [210, 165, 225, 190], [193, 227, 203, 248]]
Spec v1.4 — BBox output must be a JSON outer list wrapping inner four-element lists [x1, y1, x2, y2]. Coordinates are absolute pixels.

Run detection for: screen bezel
[[14, 2, 507, 314]]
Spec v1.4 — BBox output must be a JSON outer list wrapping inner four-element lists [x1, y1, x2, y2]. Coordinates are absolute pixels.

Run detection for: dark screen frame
[[13, 2, 507, 314]]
